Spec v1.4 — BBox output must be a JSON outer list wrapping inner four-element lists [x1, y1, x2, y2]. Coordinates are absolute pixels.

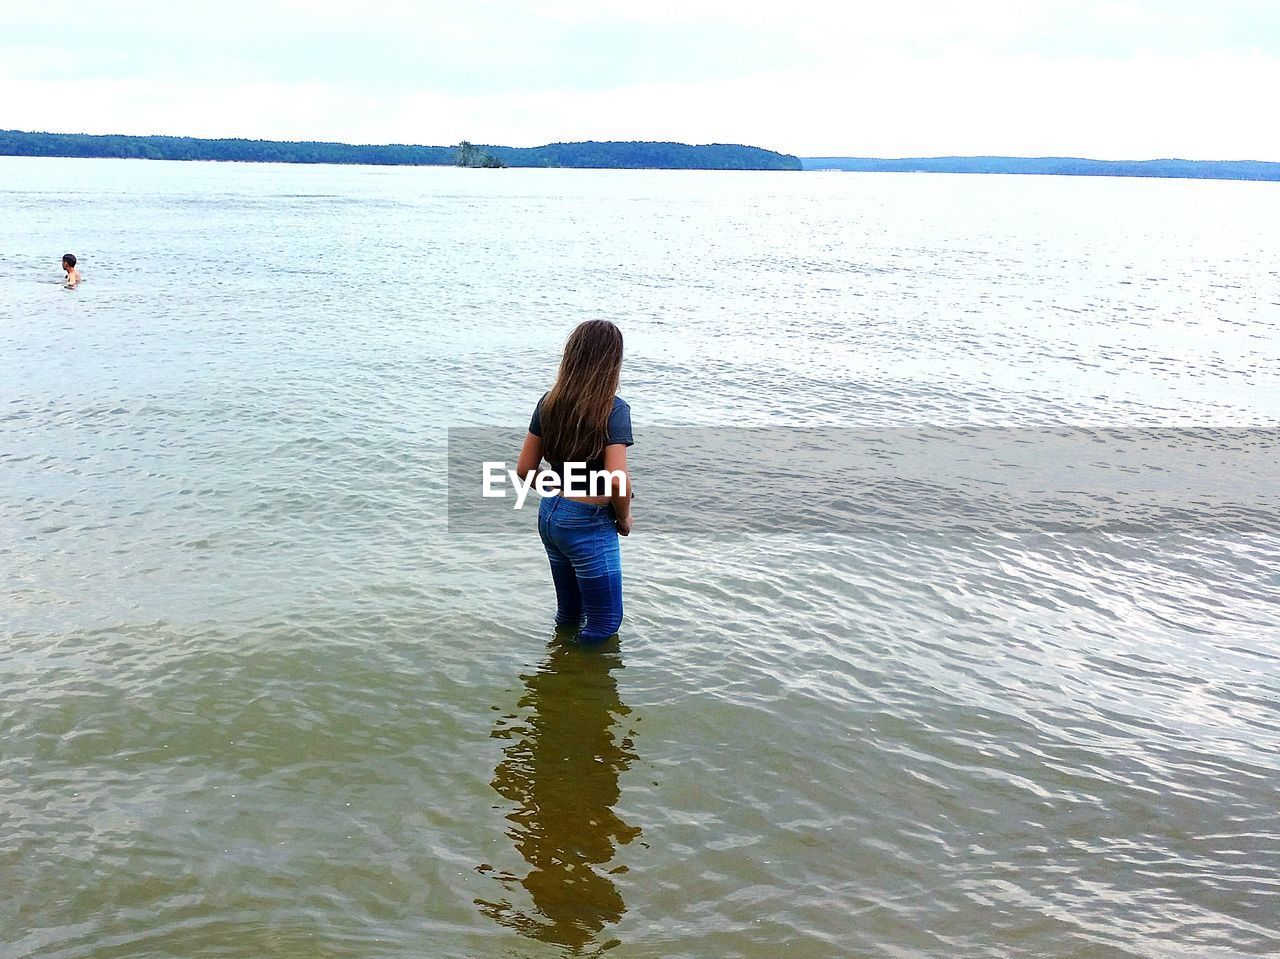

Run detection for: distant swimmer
[[61, 253, 81, 287]]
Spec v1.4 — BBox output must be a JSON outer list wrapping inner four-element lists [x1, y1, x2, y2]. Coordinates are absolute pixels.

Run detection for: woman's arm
[[603, 443, 632, 535], [516, 432, 543, 484]]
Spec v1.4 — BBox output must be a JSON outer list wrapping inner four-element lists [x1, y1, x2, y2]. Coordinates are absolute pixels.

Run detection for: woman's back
[[529, 392, 632, 495], [516, 320, 633, 642]]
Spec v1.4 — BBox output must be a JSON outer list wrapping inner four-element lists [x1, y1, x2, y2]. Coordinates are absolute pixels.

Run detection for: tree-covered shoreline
[[9, 130, 1272, 181], [802, 155, 1280, 182], [0, 130, 801, 171]]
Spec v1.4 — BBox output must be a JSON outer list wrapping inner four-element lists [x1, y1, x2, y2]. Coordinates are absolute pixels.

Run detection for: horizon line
[[4, 129, 1279, 166]]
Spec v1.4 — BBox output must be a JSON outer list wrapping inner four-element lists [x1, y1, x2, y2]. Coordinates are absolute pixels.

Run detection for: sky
[[2, 0, 1277, 159]]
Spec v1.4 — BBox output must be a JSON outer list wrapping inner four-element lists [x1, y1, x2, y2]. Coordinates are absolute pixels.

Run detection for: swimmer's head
[[62, 253, 77, 269]]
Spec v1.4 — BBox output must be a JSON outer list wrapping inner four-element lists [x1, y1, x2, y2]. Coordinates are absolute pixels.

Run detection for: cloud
[[0, 1, 1276, 158]]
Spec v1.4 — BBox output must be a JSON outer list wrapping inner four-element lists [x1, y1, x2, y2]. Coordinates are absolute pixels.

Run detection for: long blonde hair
[[541, 320, 623, 463]]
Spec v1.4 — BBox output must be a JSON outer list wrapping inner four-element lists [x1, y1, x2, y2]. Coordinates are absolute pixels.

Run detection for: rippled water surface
[[2, 157, 1279, 958]]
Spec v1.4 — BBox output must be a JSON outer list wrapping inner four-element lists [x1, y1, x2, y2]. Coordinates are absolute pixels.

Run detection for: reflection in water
[[477, 633, 641, 952]]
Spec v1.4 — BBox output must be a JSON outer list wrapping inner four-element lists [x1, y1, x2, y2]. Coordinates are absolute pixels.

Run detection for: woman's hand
[[603, 443, 632, 536]]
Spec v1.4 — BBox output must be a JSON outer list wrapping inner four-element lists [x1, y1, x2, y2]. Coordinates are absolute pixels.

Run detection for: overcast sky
[[3, 0, 1277, 159]]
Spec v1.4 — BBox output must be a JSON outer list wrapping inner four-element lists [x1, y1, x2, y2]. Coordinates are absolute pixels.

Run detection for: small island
[[455, 141, 505, 168]]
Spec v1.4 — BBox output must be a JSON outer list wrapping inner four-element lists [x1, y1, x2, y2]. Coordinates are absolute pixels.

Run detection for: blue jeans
[[537, 496, 623, 642]]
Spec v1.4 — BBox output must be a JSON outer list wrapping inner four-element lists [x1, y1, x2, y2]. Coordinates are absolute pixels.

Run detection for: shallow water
[[2, 157, 1279, 958]]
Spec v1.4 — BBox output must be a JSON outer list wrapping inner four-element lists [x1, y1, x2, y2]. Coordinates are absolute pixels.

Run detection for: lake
[[2, 156, 1278, 958]]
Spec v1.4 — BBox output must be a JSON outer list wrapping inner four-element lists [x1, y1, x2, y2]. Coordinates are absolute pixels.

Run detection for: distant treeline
[[801, 155, 1280, 183], [0, 130, 801, 171], [485, 140, 801, 170], [1, 130, 455, 165]]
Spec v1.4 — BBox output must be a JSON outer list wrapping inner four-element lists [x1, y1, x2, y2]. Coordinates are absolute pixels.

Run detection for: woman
[[517, 320, 633, 642]]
